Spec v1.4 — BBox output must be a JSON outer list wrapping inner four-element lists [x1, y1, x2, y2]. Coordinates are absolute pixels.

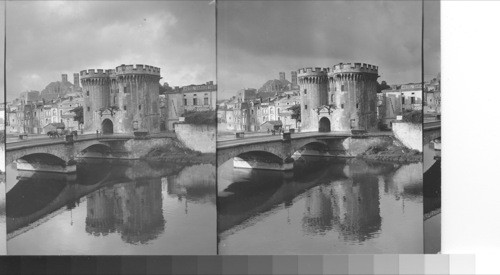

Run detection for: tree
[[288, 104, 301, 121], [159, 82, 174, 95], [71, 106, 84, 126], [377, 80, 391, 93], [288, 104, 301, 129]]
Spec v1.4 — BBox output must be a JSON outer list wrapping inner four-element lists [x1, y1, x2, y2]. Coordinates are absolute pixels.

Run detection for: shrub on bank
[[402, 110, 423, 124], [183, 110, 216, 125]]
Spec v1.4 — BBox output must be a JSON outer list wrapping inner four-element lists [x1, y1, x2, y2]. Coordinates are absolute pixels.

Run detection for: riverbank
[[357, 142, 422, 163]]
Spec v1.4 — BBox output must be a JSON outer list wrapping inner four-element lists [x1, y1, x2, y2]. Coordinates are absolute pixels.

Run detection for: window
[[304, 89, 307, 94], [334, 86, 337, 91], [305, 105, 308, 110], [124, 105, 127, 111], [193, 98, 197, 105], [139, 105, 142, 111], [402, 97, 405, 104], [87, 107, 90, 112], [184, 99, 188, 106], [124, 87, 129, 93], [341, 104, 344, 109], [341, 84, 345, 91], [204, 97, 209, 105], [411, 97, 415, 104], [114, 96, 116, 104], [86, 91, 89, 96], [356, 103, 359, 109]]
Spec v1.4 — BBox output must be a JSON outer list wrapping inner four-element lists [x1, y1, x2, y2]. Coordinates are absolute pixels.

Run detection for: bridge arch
[[17, 153, 67, 167], [80, 143, 113, 156]]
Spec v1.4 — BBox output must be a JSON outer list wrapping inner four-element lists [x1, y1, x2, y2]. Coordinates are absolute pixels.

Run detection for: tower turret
[[327, 63, 379, 131], [297, 67, 328, 132], [80, 69, 111, 133], [114, 64, 162, 133]]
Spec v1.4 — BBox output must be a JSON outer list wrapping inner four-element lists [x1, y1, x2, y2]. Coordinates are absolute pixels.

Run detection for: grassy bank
[[357, 142, 422, 163], [142, 138, 215, 165]]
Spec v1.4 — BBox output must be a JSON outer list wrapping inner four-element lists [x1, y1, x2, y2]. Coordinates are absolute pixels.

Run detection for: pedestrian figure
[[96, 129, 99, 137]]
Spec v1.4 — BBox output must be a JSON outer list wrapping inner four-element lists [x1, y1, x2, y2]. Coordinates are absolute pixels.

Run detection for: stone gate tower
[[81, 69, 111, 133], [80, 64, 161, 134], [297, 67, 328, 132], [327, 63, 378, 131]]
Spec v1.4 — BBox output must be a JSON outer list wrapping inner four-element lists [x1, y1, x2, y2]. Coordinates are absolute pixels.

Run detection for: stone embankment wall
[[174, 124, 216, 154], [392, 122, 423, 152]]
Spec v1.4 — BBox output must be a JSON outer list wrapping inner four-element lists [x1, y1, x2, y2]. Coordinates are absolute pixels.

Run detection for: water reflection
[[86, 179, 165, 244], [218, 157, 423, 254], [7, 160, 216, 255]]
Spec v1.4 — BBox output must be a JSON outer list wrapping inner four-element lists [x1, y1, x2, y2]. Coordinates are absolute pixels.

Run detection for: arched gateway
[[101, 119, 114, 134], [319, 117, 331, 132]]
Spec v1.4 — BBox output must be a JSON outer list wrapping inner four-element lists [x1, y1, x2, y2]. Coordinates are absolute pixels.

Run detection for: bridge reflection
[[218, 158, 422, 243], [7, 160, 216, 245]]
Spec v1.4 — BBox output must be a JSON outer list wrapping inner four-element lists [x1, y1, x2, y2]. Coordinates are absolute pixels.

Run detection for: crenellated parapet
[[327, 63, 379, 81], [297, 67, 328, 84], [115, 64, 161, 77], [80, 69, 110, 79]]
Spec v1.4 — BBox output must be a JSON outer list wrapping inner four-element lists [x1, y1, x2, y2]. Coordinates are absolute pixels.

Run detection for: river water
[[218, 157, 423, 254], [423, 141, 441, 253], [5, 159, 216, 255], [0, 181, 5, 255]]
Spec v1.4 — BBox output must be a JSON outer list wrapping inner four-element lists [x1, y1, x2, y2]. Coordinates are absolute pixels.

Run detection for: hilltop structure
[[80, 64, 162, 134]]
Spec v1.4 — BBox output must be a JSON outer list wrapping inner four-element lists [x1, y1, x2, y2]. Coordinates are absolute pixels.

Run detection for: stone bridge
[[6, 135, 134, 172], [423, 121, 441, 144], [217, 133, 351, 169], [217, 132, 394, 170]]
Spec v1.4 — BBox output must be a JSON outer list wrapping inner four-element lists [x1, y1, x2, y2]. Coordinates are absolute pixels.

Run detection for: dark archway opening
[[102, 119, 113, 134], [319, 117, 331, 132]]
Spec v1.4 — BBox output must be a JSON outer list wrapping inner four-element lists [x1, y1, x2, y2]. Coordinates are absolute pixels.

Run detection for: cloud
[[5, 1, 215, 100], [217, 0, 430, 99]]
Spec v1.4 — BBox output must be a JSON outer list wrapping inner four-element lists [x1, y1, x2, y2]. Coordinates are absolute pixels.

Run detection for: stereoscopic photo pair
[[0, 0, 440, 256]]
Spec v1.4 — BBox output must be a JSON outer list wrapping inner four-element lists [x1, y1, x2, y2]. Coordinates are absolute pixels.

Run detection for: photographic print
[[423, 0, 441, 254], [1, 0, 5, 256], [216, 0, 424, 254], [4, 1, 216, 255]]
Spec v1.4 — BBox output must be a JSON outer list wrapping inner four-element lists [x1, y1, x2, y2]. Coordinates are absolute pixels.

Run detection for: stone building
[[297, 63, 379, 132], [164, 86, 183, 131], [379, 83, 423, 128], [80, 64, 162, 134], [40, 74, 81, 101], [181, 81, 217, 112]]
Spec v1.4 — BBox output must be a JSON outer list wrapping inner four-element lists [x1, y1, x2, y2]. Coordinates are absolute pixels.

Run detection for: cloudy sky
[[5, 1, 215, 100], [1, 2, 5, 103], [218, 0, 440, 99]]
